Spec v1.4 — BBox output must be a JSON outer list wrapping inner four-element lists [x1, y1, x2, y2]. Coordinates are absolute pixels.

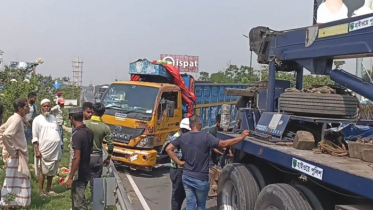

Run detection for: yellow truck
[[101, 59, 247, 170]]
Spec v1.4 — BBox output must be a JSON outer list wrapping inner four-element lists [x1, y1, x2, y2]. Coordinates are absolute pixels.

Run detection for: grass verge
[[1, 129, 116, 210]]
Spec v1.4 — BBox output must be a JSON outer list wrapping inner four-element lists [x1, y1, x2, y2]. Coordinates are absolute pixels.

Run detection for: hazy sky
[[0, 0, 362, 85]]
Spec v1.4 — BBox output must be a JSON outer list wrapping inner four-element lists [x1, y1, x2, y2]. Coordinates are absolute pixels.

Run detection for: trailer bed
[[218, 132, 373, 200]]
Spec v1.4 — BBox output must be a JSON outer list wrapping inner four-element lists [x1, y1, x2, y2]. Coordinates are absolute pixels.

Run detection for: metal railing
[[92, 148, 134, 210]]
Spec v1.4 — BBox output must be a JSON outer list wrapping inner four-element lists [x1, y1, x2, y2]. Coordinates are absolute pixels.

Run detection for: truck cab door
[[155, 91, 182, 147]]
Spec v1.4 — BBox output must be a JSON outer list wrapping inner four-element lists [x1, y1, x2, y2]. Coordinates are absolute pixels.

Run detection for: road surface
[[82, 91, 95, 103], [117, 165, 218, 210]]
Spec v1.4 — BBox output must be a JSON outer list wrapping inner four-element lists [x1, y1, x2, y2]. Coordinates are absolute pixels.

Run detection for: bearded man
[[32, 98, 62, 196]]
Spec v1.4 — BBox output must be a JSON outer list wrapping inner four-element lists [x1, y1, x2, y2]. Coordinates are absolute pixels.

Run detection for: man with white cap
[[32, 98, 62, 196], [169, 118, 190, 210]]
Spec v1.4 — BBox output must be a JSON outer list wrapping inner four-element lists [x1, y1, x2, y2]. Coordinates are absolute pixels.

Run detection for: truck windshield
[[102, 84, 159, 114]]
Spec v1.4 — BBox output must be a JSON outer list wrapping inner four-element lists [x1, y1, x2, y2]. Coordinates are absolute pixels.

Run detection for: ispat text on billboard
[[314, 0, 373, 24], [160, 54, 199, 73]]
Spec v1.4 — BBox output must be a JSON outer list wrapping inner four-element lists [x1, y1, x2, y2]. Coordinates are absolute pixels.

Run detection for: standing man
[[166, 115, 249, 210], [51, 98, 65, 148], [82, 102, 93, 120], [209, 114, 224, 167], [0, 98, 31, 208], [72, 102, 92, 133], [84, 103, 113, 203], [66, 108, 93, 210], [169, 118, 190, 210], [24, 92, 37, 143], [32, 99, 62, 196]]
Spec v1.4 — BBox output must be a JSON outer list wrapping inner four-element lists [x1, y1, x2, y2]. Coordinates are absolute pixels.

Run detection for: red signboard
[[160, 54, 199, 73]]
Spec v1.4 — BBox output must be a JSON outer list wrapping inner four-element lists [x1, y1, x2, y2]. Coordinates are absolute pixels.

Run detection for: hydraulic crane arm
[[249, 13, 373, 108]]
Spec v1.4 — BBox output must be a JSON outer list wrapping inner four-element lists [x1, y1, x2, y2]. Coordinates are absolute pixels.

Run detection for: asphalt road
[[83, 91, 95, 103], [118, 166, 218, 210]]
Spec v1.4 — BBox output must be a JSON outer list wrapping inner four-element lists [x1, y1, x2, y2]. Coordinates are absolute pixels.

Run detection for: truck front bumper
[[104, 145, 158, 169]]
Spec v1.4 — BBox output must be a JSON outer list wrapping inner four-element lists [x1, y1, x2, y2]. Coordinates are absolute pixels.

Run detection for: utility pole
[[356, 58, 363, 101], [72, 57, 83, 99]]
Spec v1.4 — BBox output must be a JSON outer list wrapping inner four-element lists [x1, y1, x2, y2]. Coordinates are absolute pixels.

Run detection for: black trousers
[[89, 154, 103, 201], [170, 168, 186, 210], [71, 180, 88, 210]]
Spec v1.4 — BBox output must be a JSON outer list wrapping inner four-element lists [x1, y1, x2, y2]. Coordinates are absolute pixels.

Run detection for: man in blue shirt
[[169, 118, 190, 210], [166, 115, 249, 210]]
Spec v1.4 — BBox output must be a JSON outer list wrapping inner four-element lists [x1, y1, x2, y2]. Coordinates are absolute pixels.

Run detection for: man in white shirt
[[51, 98, 65, 148], [32, 99, 62, 196]]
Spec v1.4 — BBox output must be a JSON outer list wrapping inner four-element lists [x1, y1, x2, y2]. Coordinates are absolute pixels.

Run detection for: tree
[[334, 60, 346, 69], [0, 58, 57, 120], [362, 69, 373, 84], [210, 71, 231, 83], [198, 71, 210, 81]]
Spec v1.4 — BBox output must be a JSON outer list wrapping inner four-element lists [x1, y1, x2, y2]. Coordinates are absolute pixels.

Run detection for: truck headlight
[[136, 136, 154, 148]]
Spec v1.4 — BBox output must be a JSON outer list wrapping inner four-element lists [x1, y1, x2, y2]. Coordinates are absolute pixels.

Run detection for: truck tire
[[294, 185, 324, 210], [246, 164, 266, 190], [279, 92, 358, 117], [254, 184, 312, 210], [218, 163, 260, 210]]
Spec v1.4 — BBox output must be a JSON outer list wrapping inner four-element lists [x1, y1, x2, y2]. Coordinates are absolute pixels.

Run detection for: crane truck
[[216, 13, 373, 210], [100, 59, 248, 171]]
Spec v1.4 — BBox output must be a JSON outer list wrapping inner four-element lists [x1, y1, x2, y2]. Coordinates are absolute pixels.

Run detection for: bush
[[0, 59, 56, 119]]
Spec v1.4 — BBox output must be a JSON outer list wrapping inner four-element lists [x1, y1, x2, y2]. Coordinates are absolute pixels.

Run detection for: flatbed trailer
[[215, 13, 373, 210]]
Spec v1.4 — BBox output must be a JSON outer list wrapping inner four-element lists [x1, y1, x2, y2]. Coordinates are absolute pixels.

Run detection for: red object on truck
[[130, 61, 196, 117]]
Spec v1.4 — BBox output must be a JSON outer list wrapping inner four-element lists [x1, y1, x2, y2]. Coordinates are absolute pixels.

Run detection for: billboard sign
[[160, 54, 199, 73], [9, 61, 36, 74], [314, 0, 373, 24]]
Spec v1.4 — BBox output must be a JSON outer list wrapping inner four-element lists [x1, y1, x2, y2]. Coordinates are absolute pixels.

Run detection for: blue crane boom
[[249, 13, 373, 112]]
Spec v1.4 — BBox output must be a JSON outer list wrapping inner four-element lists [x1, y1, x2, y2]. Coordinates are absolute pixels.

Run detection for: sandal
[[47, 191, 59, 196]]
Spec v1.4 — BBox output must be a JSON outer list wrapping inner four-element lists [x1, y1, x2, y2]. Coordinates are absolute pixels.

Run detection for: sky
[[0, 0, 365, 85]]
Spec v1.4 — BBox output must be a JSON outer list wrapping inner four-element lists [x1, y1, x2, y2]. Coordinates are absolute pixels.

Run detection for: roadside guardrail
[[92, 148, 134, 210]]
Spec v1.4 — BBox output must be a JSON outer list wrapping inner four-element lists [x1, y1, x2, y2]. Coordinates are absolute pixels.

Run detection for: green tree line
[[198, 64, 334, 88], [0, 59, 81, 120]]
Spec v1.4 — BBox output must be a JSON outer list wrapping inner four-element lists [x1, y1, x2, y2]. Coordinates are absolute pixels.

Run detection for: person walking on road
[[66, 108, 93, 210], [166, 115, 249, 210], [84, 102, 113, 203], [0, 98, 31, 208], [51, 98, 65, 149], [32, 99, 62, 196], [169, 118, 190, 210]]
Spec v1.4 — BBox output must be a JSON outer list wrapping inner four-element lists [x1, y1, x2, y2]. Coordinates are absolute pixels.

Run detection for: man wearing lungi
[[32, 98, 62, 196], [0, 98, 31, 208]]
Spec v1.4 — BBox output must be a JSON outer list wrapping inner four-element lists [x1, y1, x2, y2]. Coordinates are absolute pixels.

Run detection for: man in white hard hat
[[169, 118, 190, 210]]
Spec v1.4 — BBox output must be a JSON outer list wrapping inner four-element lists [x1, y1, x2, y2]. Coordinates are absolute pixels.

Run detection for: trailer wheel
[[254, 184, 312, 210], [218, 163, 260, 210], [294, 185, 324, 210], [246, 164, 266, 190]]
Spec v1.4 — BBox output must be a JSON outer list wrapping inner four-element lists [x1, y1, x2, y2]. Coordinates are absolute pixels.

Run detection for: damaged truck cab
[[101, 59, 247, 170]]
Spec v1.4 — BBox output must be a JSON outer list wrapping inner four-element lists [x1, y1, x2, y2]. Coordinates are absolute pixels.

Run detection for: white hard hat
[[180, 118, 191, 130]]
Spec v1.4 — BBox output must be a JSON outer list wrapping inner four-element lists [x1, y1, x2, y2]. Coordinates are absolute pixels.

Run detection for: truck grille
[[108, 125, 145, 144]]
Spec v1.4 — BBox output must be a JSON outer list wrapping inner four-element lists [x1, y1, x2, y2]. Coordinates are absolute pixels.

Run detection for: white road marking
[[125, 171, 151, 210]]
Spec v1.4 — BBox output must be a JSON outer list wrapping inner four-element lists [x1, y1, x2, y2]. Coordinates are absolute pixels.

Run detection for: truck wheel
[[246, 164, 266, 190], [254, 184, 312, 210], [218, 163, 260, 210], [294, 185, 324, 210]]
